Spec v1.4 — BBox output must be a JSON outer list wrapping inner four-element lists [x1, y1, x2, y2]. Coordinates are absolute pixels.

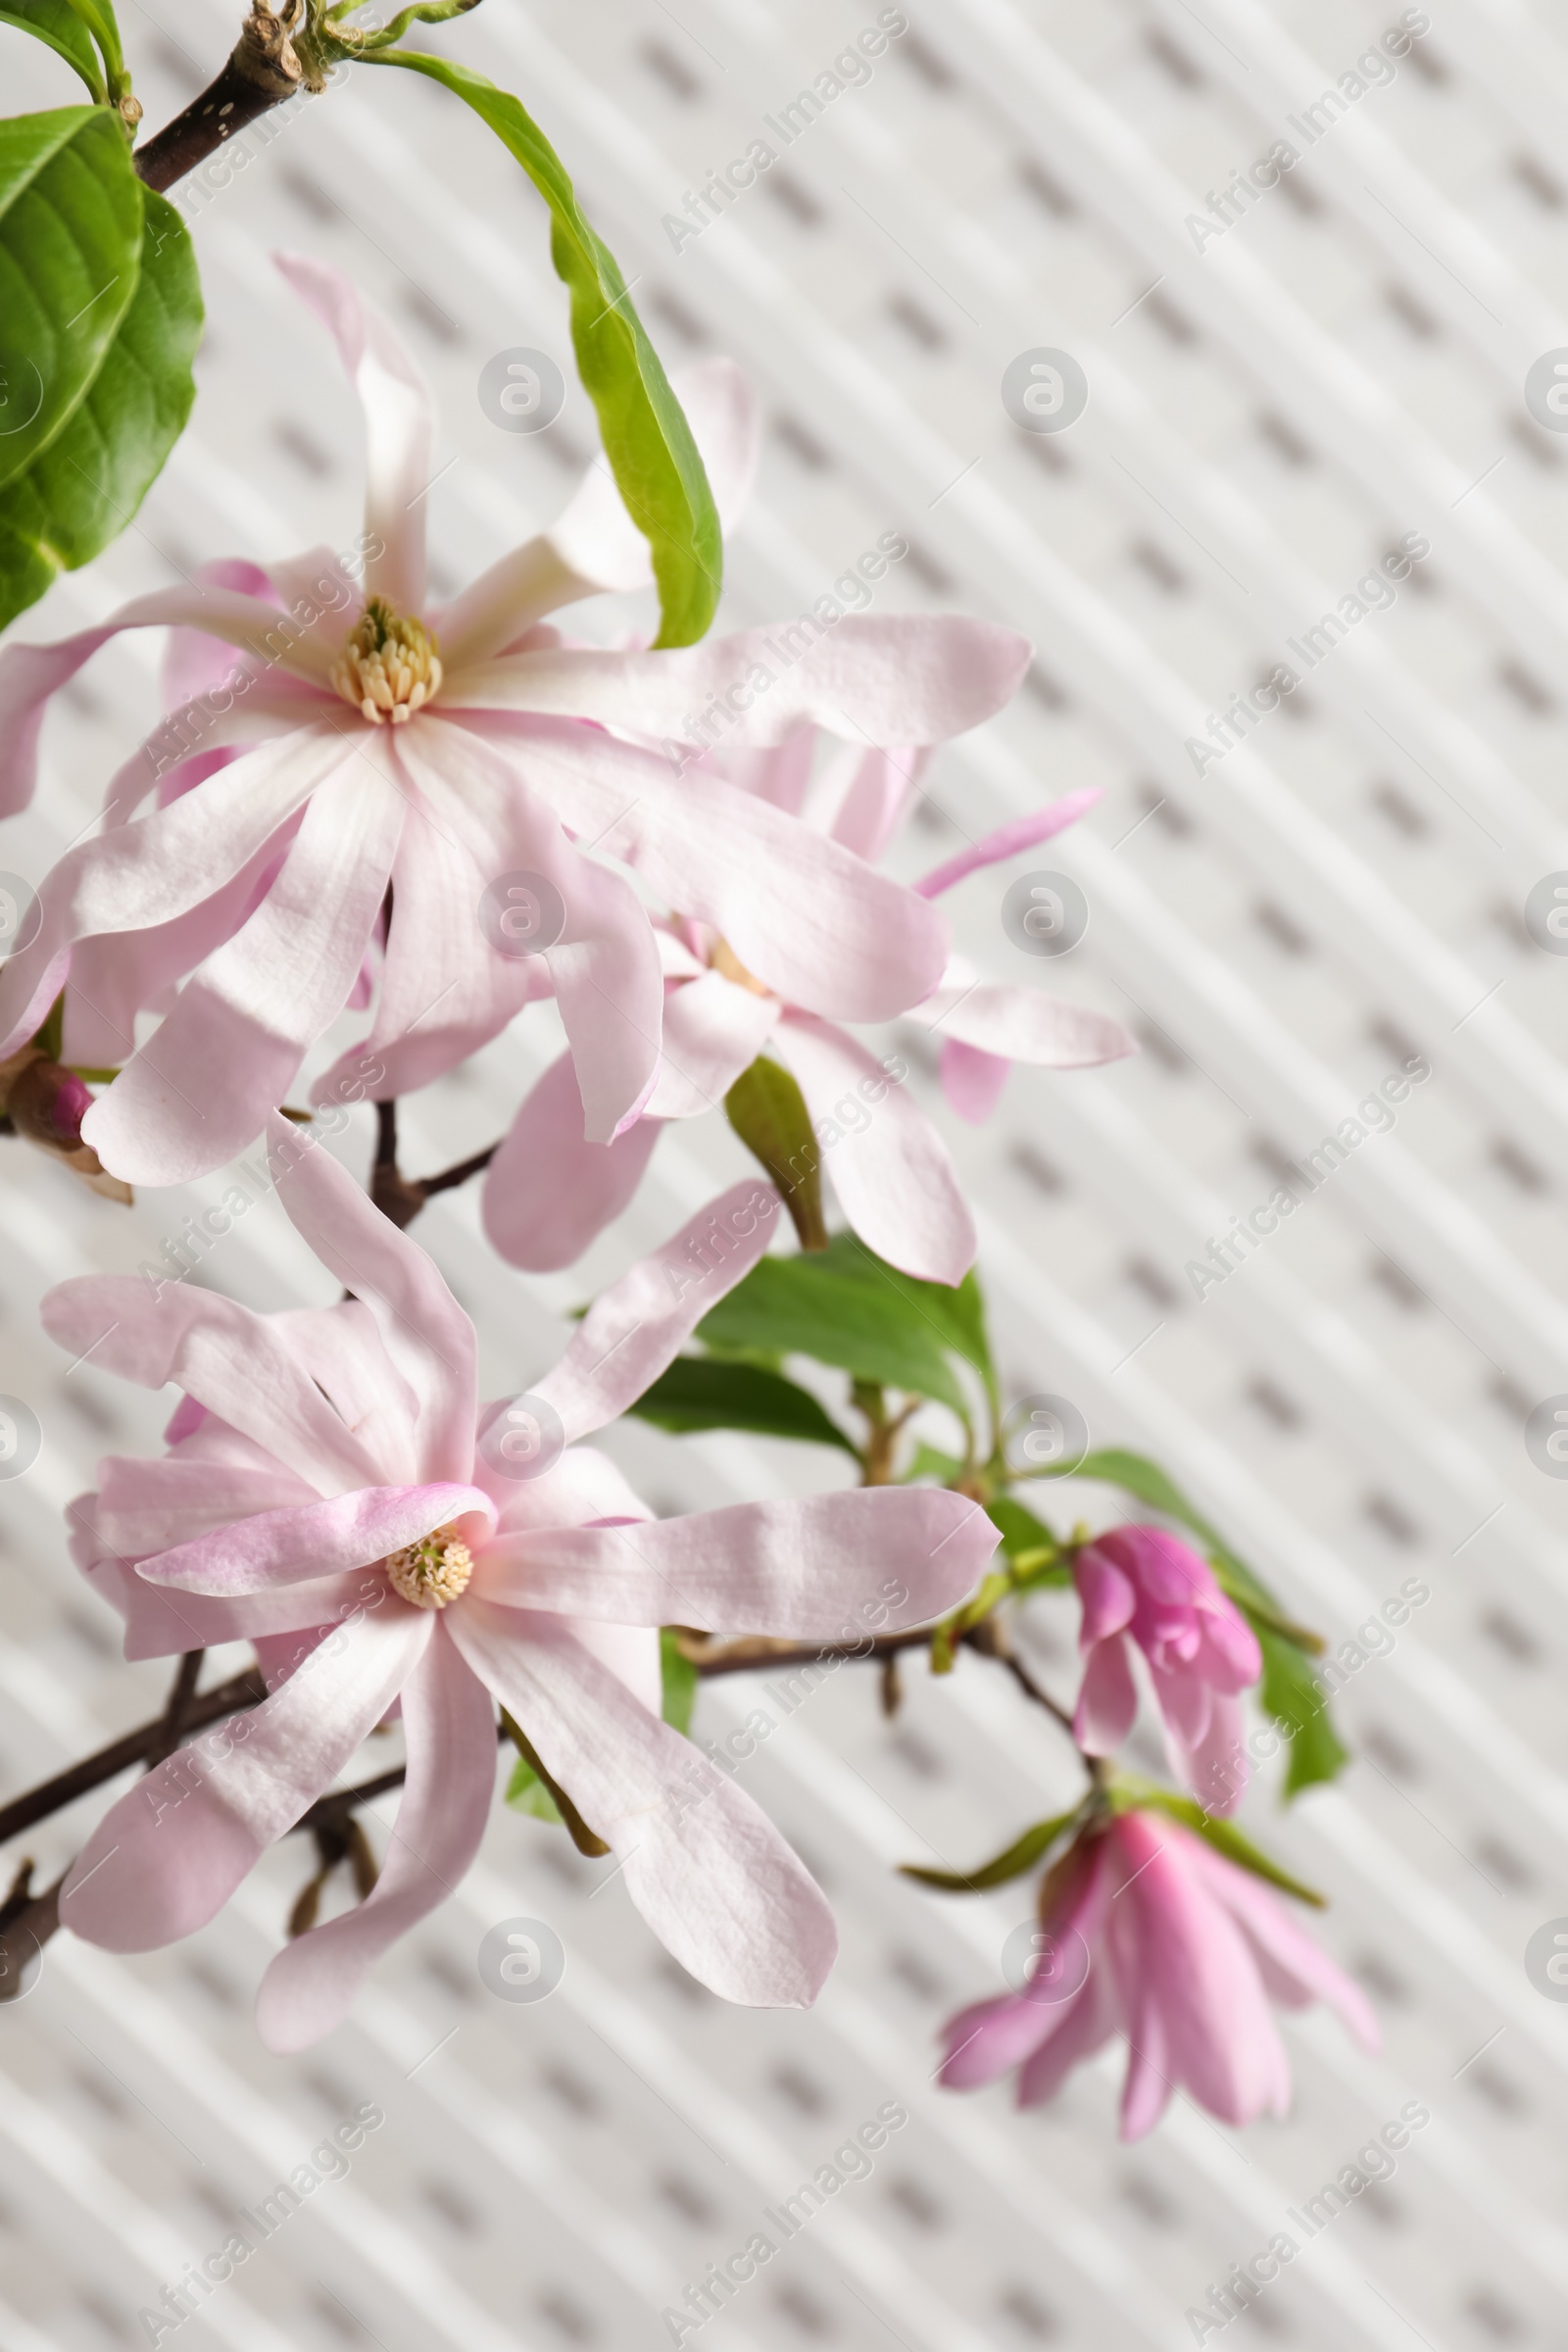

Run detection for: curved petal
[[40, 1277, 382, 1496], [1072, 1637, 1138, 1755], [448, 1600, 836, 2005], [444, 616, 1031, 751], [481, 1052, 662, 1275], [0, 589, 336, 816], [909, 960, 1136, 1071], [437, 356, 760, 669], [1171, 1688, 1248, 1819], [939, 1991, 1059, 2088], [256, 1623, 497, 2051], [481, 1489, 997, 1631], [400, 720, 662, 1142], [913, 789, 1102, 898], [482, 1443, 654, 1535], [274, 252, 433, 610], [0, 726, 353, 1061], [529, 1177, 782, 1443], [450, 715, 950, 1024], [1186, 1838, 1379, 2051], [938, 1039, 1009, 1124], [97, 1454, 318, 1559], [775, 1014, 975, 1285], [1072, 1550, 1137, 1646], [1015, 1963, 1119, 2108], [824, 745, 925, 862], [140, 1483, 494, 1594], [269, 1113, 478, 1487], [648, 969, 781, 1120], [84, 1546, 379, 1663], [82, 755, 403, 1185], [59, 1605, 430, 1951], [269, 1300, 420, 1490]]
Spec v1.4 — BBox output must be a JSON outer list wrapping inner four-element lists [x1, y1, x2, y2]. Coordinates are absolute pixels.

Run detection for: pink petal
[[60, 1605, 430, 1950], [83, 757, 404, 1186], [913, 790, 1102, 898], [530, 1177, 783, 1443], [480, 1441, 653, 1533], [1072, 1638, 1139, 1755], [162, 558, 279, 710], [87, 1547, 379, 1662], [1016, 1967, 1120, 2108], [141, 1483, 494, 1594], [1174, 1689, 1248, 1819], [402, 719, 662, 1143], [268, 1301, 421, 1489], [255, 1623, 497, 2050], [41, 1277, 382, 1497], [910, 960, 1136, 1070], [646, 970, 782, 1120], [444, 615, 1031, 750], [824, 745, 926, 861], [1073, 1550, 1137, 1646], [775, 1013, 976, 1284], [939, 1992, 1060, 2088], [481, 1052, 663, 1274], [448, 1600, 836, 2005], [1185, 1838, 1380, 2051], [940, 1038, 1010, 1123], [478, 1488, 997, 1631], [97, 1454, 318, 1559], [274, 252, 433, 612], [0, 726, 354, 1061]]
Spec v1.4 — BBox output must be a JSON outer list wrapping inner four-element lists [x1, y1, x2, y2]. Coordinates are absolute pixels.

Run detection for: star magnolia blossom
[[46, 1118, 999, 2050], [938, 1811, 1377, 2136], [0, 256, 1029, 1187], [482, 755, 1134, 1282], [1072, 1526, 1263, 1817]]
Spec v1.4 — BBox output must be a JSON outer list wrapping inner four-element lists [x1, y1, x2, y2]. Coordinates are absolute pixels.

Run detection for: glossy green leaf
[[986, 1495, 1062, 1570], [0, 1, 105, 98], [627, 1354, 858, 1454], [0, 107, 141, 497], [661, 1627, 697, 1737], [61, 0, 122, 83], [697, 1233, 971, 1414], [725, 1055, 826, 1250], [368, 50, 720, 645], [1254, 1626, 1349, 1799], [1119, 1784, 1326, 1907], [0, 183, 200, 629], [900, 1807, 1082, 1892]]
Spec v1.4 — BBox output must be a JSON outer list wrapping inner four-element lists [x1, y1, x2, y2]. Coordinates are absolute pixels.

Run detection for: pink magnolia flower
[[0, 258, 1028, 1186], [482, 761, 1133, 1284], [1073, 1526, 1262, 1816], [46, 1118, 999, 2050], [938, 1811, 1377, 2137]]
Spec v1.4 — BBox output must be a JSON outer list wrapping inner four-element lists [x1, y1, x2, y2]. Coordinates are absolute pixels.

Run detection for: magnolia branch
[[133, 2, 314, 193]]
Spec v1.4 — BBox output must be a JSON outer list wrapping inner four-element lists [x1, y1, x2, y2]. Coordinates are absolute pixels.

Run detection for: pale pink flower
[[482, 760, 1133, 1284], [46, 1118, 998, 2050], [0, 259, 1028, 1185], [938, 1811, 1377, 2136], [1072, 1526, 1262, 1815]]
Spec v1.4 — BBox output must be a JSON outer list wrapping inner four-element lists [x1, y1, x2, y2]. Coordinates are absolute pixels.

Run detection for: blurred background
[[3, 0, 1568, 2343]]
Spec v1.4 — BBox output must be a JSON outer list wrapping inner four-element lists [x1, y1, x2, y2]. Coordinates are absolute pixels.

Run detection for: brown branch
[[146, 1649, 205, 1768], [418, 1141, 501, 1198], [133, 3, 312, 194], [0, 1668, 265, 1850]]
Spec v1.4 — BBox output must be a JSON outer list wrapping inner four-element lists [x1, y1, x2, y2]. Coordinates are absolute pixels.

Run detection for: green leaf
[[900, 1807, 1082, 1892], [1117, 1783, 1326, 1907], [697, 1232, 974, 1415], [504, 1749, 564, 1826], [368, 50, 720, 645], [626, 1354, 858, 1454], [0, 182, 201, 629], [501, 1708, 609, 1855], [987, 1495, 1061, 1568], [0, 108, 142, 498], [60, 0, 122, 86], [724, 1055, 827, 1251], [661, 1627, 697, 1736], [0, 2, 106, 98], [1254, 1626, 1349, 1798]]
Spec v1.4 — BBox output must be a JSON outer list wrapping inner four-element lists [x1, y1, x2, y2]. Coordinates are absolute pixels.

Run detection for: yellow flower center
[[330, 597, 443, 724], [710, 937, 771, 996], [385, 1523, 472, 1610]]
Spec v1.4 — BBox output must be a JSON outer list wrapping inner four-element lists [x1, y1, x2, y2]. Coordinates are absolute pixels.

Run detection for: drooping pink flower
[[1072, 1526, 1262, 1815], [938, 1811, 1377, 2137], [481, 756, 1133, 1285], [45, 1118, 999, 2050], [0, 259, 1029, 1186]]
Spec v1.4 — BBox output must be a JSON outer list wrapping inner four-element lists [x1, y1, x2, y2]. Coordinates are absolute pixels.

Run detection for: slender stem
[[418, 1141, 501, 1198], [133, 4, 313, 194], [146, 1649, 205, 1767], [0, 1669, 265, 1848]]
